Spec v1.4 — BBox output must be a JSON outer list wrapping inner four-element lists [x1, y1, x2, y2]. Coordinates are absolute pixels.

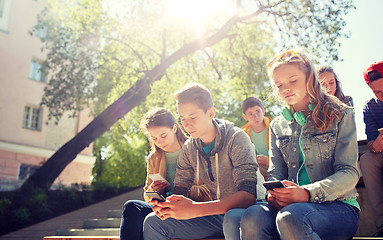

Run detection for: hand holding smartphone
[[145, 191, 166, 202], [263, 180, 286, 191], [378, 128, 383, 135], [149, 173, 170, 184]]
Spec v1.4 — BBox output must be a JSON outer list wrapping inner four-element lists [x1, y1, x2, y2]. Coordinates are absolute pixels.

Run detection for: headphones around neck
[[282, 103, 314, 126]]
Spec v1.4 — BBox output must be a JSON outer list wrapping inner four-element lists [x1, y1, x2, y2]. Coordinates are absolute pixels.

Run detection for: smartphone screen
[[263, 180, 286, 191]]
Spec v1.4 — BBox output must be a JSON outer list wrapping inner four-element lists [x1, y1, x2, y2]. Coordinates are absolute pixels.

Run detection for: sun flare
[[166, 0, 234, 27]]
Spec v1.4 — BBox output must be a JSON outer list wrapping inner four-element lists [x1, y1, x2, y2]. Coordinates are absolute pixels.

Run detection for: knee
[[241, 205, 269, 233], [360, 152, 379, 171], [121, 200, 140, 218], [276, 209, 296, 232], [224, 209, 243, 227], [276, 204, 304, 233], [143, 212, 161, 233]]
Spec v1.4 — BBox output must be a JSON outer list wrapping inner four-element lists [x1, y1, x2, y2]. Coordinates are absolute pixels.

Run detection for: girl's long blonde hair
[[140, 108, 187, 152], [267, 50, 344, 132]]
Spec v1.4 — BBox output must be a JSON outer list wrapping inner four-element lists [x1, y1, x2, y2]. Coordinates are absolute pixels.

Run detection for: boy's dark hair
[[175, 82, 213, 112], [242, 97, 263, 114]]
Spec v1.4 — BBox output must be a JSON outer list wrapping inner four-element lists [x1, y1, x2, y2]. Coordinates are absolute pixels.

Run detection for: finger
[[276, 199, 288, 207], [149, 199, 158, 205], [160, 213, 171, 220], [167, 194, 185, 201], [281, 180, 297, 187], [152, 205, 161, 212]]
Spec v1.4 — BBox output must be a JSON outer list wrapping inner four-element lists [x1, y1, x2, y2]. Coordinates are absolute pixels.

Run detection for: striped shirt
[[363, 98, 383, 142]]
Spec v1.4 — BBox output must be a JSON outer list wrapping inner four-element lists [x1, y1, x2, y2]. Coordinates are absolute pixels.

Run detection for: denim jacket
[[268, 107, 360, 203]]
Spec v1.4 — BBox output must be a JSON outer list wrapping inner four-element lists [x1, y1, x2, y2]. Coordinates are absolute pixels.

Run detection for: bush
[[0, 197, 11, 215], [29, 193, 51, 218], [12, 207, 31, 224]]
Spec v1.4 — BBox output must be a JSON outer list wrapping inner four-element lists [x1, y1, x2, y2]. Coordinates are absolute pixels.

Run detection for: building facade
[[0, 0, 96, 191]]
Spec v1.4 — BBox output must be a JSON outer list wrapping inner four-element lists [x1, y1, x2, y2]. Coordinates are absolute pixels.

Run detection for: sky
[[331, 0, 383, 140]]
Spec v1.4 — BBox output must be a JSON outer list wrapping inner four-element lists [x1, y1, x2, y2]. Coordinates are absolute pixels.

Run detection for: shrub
[[12, 207, 31, 224], [0, 197, 11, 215], [29, 193, 51, 218]]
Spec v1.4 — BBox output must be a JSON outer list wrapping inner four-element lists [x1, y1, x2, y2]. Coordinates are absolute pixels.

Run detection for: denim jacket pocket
[[312, 132, 336, 159], [276, 136, 292, 160]]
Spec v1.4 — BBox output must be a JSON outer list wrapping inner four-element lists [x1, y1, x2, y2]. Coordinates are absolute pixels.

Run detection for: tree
[[20, 0, 354, 192]]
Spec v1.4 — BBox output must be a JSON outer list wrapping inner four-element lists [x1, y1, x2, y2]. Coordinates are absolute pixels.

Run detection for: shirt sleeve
[[229, 131, 259, 197], [364, 100, 380, 142], [304, 108, 360, 203], [268, 121, 289, 181]]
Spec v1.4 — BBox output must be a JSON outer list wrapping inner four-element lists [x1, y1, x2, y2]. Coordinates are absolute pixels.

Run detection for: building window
[[35, 21, 47, 39], [23, 106, 42, 130], [18, 164, 39, 181], [29, 60, 46, 82], [0, 0, 12, 32]]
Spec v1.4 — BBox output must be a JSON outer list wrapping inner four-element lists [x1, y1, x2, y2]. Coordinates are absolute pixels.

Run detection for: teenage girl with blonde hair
[[229, 50, 360, 240]]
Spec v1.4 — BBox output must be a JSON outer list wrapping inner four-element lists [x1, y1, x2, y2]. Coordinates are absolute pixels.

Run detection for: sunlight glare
[[167, 0, 234, 24]]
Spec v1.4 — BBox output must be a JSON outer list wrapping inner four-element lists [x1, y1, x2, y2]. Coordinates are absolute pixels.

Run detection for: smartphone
[[148, 173, 169, 184], [263, 180, 286, 191], [379, 128, 383, 135], [145, 191, 166, 202]]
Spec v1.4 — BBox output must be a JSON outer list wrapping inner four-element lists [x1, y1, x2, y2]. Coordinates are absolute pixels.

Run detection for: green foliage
[[91, 129, 149, 190], [12, 208, 31, 224], [25, 192, 51, 218], [35, 0, 354, 189], [0, 197, 11, 216]]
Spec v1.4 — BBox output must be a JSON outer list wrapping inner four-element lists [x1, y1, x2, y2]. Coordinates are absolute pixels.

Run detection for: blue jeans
[[120, 200, 153, 240], [223, 208, 246, 240], [228, 202, 359, 240], [143, 212, 224, 240], [223, 201, 267, 240], [360, 151, 383, 231]]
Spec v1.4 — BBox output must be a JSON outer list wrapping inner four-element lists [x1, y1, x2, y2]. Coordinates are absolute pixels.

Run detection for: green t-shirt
[[165, 149, 181, 194], [297, 146, 311, 186], [250, 128, 269, 156], [201, 138, 216, 154]]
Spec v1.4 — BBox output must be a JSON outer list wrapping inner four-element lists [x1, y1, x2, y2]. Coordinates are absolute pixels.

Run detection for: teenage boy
[[241, 97, 272, 180], [143, 83, 266, 240], [359, 61, 383, 237]]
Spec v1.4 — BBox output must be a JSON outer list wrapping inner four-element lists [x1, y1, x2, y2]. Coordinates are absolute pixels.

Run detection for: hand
[[267, 180, 310, 208], [151, 180, 170, 192], [266, 193, 283, 210], [374, 135, 383, 152], [150, 195, 198, 220], [256, 155, 268, 166]]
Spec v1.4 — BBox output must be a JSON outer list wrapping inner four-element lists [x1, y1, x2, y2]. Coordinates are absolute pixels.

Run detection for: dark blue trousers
[[120, 200, 153, 240]]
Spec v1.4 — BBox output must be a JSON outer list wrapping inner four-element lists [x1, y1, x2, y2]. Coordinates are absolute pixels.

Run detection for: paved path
[[0, 188, 144, 240]]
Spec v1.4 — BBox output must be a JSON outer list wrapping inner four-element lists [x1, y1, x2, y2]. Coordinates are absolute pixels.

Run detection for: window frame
[[18, 163, 39, 181], [29, 60, 46, 82], [22, 105, 42, 131]]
